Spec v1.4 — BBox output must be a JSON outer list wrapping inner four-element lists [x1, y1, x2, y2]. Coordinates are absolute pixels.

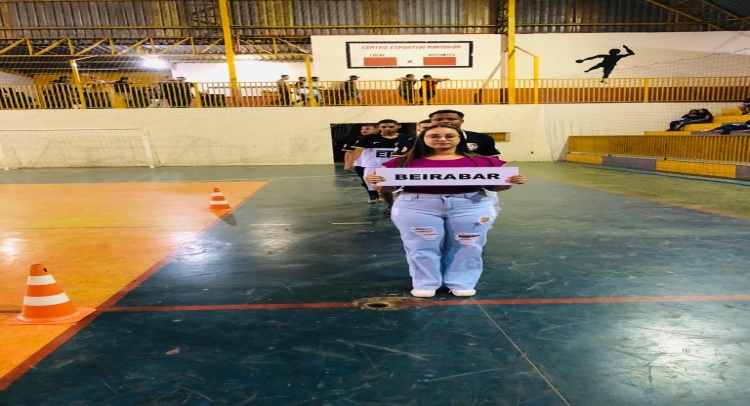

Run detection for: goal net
[[0, 128, 159, 170]]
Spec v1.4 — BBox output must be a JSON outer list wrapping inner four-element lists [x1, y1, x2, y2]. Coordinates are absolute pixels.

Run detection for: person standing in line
[[395, 119, 433, 156], [275, 75, 292, 106], [343, 123, 381, 203], [416, 119, 433, 134], [350, 119, 411, 214], [429, 110, 499, 156], [364, 124, 527, 298], [399, 110, 500, 157], [419, 75, 449, 105], [428, 109, 502, 209], [396, 74, 418, 105]]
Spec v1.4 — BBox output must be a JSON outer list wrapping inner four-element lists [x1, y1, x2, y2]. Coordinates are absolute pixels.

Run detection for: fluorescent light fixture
[[141, 56, 170, 70]]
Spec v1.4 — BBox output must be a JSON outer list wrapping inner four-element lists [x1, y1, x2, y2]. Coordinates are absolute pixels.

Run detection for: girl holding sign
[[364, 124, 526, 298]]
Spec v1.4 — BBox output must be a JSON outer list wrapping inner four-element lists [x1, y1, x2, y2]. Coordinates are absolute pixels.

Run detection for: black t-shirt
[[396, 130, 500, 156], [353, 133, 411, 167], [341, 136, 364, 152]]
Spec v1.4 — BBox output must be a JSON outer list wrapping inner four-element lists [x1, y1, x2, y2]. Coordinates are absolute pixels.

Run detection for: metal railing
[[1, 76, 748, 109], [569, 135, 750, 164]]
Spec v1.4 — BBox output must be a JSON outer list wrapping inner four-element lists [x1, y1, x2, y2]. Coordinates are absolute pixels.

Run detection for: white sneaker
[[450, 289, 476, 297], [411, 289, 436, 298]]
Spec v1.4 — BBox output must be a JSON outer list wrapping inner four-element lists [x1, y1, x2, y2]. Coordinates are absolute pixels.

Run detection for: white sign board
[[346, 41, 473, 69], [377, 167, 519, 186]]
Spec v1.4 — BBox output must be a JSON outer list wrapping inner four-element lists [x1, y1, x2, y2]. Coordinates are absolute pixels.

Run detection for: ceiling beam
[[0, 38, 26, 55], [641, 0, 725, 30], [75, 38, 112, 56], [696, 0, 750, 28]]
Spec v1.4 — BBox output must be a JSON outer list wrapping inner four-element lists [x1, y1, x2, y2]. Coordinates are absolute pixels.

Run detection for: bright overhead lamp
[[141, 56, 170, 70]]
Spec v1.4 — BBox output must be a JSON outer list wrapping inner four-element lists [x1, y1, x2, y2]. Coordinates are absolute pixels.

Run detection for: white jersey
[[353, 134, 410, 168]]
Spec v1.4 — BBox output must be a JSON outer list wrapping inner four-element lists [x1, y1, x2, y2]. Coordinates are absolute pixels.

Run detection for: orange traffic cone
[[4, 264, 95, 325], [208, 187, 232, 212]]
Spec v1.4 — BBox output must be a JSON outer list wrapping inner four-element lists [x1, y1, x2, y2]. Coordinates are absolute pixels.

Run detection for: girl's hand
[[506, 174, 527, 185], [365, 170, 386, 184]]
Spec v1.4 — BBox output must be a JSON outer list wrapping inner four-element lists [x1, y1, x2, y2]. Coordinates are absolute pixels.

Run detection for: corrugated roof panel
[[0, 0, 746, 40], [712, 0, 750, 17], [514, 0, 746, 33], [230, 0, 492, 36], [0, 1, 225, 39]]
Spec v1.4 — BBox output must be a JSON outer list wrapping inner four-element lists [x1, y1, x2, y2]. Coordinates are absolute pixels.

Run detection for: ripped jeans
[[390, 191, 498, 291]]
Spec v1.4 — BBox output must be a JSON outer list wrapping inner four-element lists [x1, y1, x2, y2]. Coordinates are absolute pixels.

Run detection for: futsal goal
[[0, 128, 159, 170]]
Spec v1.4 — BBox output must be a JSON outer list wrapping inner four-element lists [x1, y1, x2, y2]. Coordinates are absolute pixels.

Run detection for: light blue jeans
[[390, 191, 498, 291]]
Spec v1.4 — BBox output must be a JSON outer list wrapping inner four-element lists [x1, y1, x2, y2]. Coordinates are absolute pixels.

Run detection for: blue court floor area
[[2, 162, 750, 406]]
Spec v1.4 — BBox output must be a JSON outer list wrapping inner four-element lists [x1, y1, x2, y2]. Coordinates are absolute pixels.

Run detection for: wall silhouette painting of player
[[576, 45, 634, 83]]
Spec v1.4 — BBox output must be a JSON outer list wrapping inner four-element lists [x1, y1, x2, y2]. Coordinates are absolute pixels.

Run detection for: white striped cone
[[4, 264, 95, 325], [208, 187, 232, 212]]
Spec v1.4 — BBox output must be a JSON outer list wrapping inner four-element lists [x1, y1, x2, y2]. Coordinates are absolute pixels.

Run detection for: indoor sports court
[[1, 0, 750, 405], [1, 162, 749, 405]]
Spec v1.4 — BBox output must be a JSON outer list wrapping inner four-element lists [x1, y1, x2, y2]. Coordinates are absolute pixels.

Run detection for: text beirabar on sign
[[377, 167, 519, 186]]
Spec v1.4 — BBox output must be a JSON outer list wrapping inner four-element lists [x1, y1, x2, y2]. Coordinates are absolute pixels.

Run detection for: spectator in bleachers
[[84, 76, 111, 108], [342, 75, 362, 105], [0, 87, 35, 109], [418, 75, 449, 105], [44, 76, 76, 109], [294, 76, 324, 106], [159, 76, 193, 108], [171, 77, 194, 107], [114, 76, 134, 107], [739, 97, 750, 115], [692, 109, 714, 124], [397, 74, 418, 105], [311, 76, 325, 105], [667, 108, 712, 131], [154, 76, 176, 108], [701, 120, 750, 135], [330, 75, 362, 106], [113, 76, 131, 94], [294, 76, 309, 105], [275, 75, 292, 106]]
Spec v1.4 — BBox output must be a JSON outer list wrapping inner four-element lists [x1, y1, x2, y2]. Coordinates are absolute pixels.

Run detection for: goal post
[[0, 128, 159, 170]]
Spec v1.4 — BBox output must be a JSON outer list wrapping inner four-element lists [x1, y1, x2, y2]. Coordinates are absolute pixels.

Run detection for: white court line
[[331, 222, 373, 225]]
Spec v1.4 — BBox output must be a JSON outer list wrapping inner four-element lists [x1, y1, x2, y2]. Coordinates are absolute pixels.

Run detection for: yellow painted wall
[[656, 161, 736, 178], [565, 154, 603, 164], [644, 131, 690, 136]]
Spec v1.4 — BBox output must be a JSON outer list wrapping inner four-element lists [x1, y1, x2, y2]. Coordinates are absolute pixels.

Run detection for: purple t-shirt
[[382, 156, 507, 194]]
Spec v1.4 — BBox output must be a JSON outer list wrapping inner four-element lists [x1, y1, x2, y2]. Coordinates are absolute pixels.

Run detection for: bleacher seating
[[645, 108, 748, 136]]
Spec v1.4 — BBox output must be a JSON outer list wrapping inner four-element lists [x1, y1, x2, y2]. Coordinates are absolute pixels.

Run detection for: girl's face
[[423, 127, 461, 150]]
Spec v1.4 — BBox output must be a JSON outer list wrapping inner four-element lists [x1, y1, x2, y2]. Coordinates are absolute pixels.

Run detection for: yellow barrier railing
[[1, 76, 748, 109], [569, 135, 750, 164]]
